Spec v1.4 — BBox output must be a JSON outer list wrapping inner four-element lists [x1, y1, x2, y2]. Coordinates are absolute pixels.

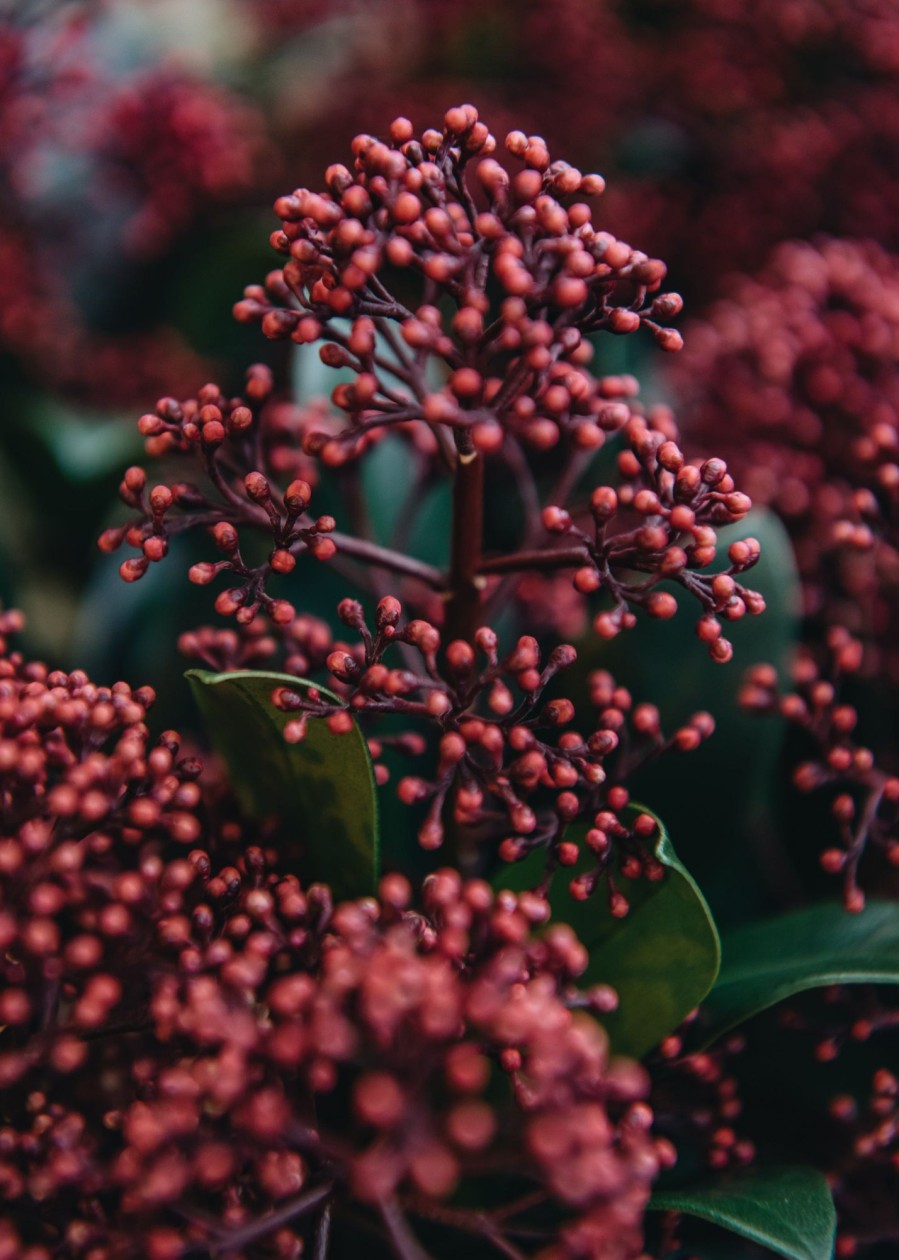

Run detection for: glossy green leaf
[[495, 805, 720, 1058], [187, 669, 379, 899], [651, 1165, 836, 1260], [702, 900, 899, 1046]]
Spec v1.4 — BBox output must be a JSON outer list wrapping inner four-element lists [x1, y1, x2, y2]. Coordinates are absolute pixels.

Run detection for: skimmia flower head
[[99, 104, 764, 884]]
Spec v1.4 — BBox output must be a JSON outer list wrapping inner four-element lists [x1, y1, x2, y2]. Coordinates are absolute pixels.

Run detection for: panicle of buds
[[235, 104, 683, 464], [107, 377, 759, 657], [650, 1025, 755, 1176], [273, 598, 715, 895], [106, 105, 760, 664], [673, 238, 899, 671], [740, 628, 899, 910], [0, 648, 671, 1260], [101, 367, 347, 627], [518, 412, 762, 658]]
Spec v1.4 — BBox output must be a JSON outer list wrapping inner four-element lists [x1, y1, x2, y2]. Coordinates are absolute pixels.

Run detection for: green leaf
[[650, 1165, 836, 1260], [702, 900, 899, 1046], [187, 669, 379, 899], [495, 805, 720, 1058], [26, 400, 142, 481]]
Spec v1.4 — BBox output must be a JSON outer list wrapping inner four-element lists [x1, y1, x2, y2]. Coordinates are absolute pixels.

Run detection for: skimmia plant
[[3, 105, 899, 1260]]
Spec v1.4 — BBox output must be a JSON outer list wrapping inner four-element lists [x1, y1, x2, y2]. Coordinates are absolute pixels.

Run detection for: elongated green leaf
[[702, 900, 899, 1045], [495, 805, 720, 1058], [651, 1165, 836, 1260], [187, 669, 379, 899]]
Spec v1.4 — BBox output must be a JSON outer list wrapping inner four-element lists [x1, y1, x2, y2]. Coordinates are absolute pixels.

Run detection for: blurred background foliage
[[3, 5, 899, 1255], [1, 0, 897, 897]]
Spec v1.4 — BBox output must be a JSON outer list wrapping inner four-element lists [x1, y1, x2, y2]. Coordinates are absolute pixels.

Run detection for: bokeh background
[[5, 0, 899, 672], [3, 6, 899, 1255]]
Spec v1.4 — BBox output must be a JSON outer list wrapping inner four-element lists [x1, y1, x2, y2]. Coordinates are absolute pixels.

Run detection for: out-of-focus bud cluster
[[650, 1023, 755, 1175], [740, 629, 899, 911], [828, 1066, 899, 1259], [672, 238, 899, 673], [599, 0, 899, 290], [0, 611, 670, 1258], [768, 986, 899, 1259]]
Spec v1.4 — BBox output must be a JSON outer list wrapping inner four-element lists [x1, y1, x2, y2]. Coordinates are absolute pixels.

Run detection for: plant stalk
[[444, 433, 485, 644]]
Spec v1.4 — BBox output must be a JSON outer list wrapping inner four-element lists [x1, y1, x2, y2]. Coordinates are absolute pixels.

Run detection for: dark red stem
[[444, 435, 485, 644]]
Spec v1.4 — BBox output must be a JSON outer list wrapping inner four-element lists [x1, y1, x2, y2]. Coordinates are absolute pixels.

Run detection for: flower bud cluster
[[0, 650, 670, 1260], [532, 413, 762, 659], [0, 616, 220, 1095], [740, 629, 899, 910], [650, 1027, 755, 1176], [778, 985, 899, 1068], [596, 2, 899, 291], [828, 1067, 899, 1260], [107, 374, 760, 663], [273, 598, 715, 896], [177, 621, 281, 674], [100, 368, 342, 626], [0, 228, 209, 405], [772, 986, 899, 1258], [235, 104, 682, 464], [673, 239, 899, 663], [99, 68, 269, 259]]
